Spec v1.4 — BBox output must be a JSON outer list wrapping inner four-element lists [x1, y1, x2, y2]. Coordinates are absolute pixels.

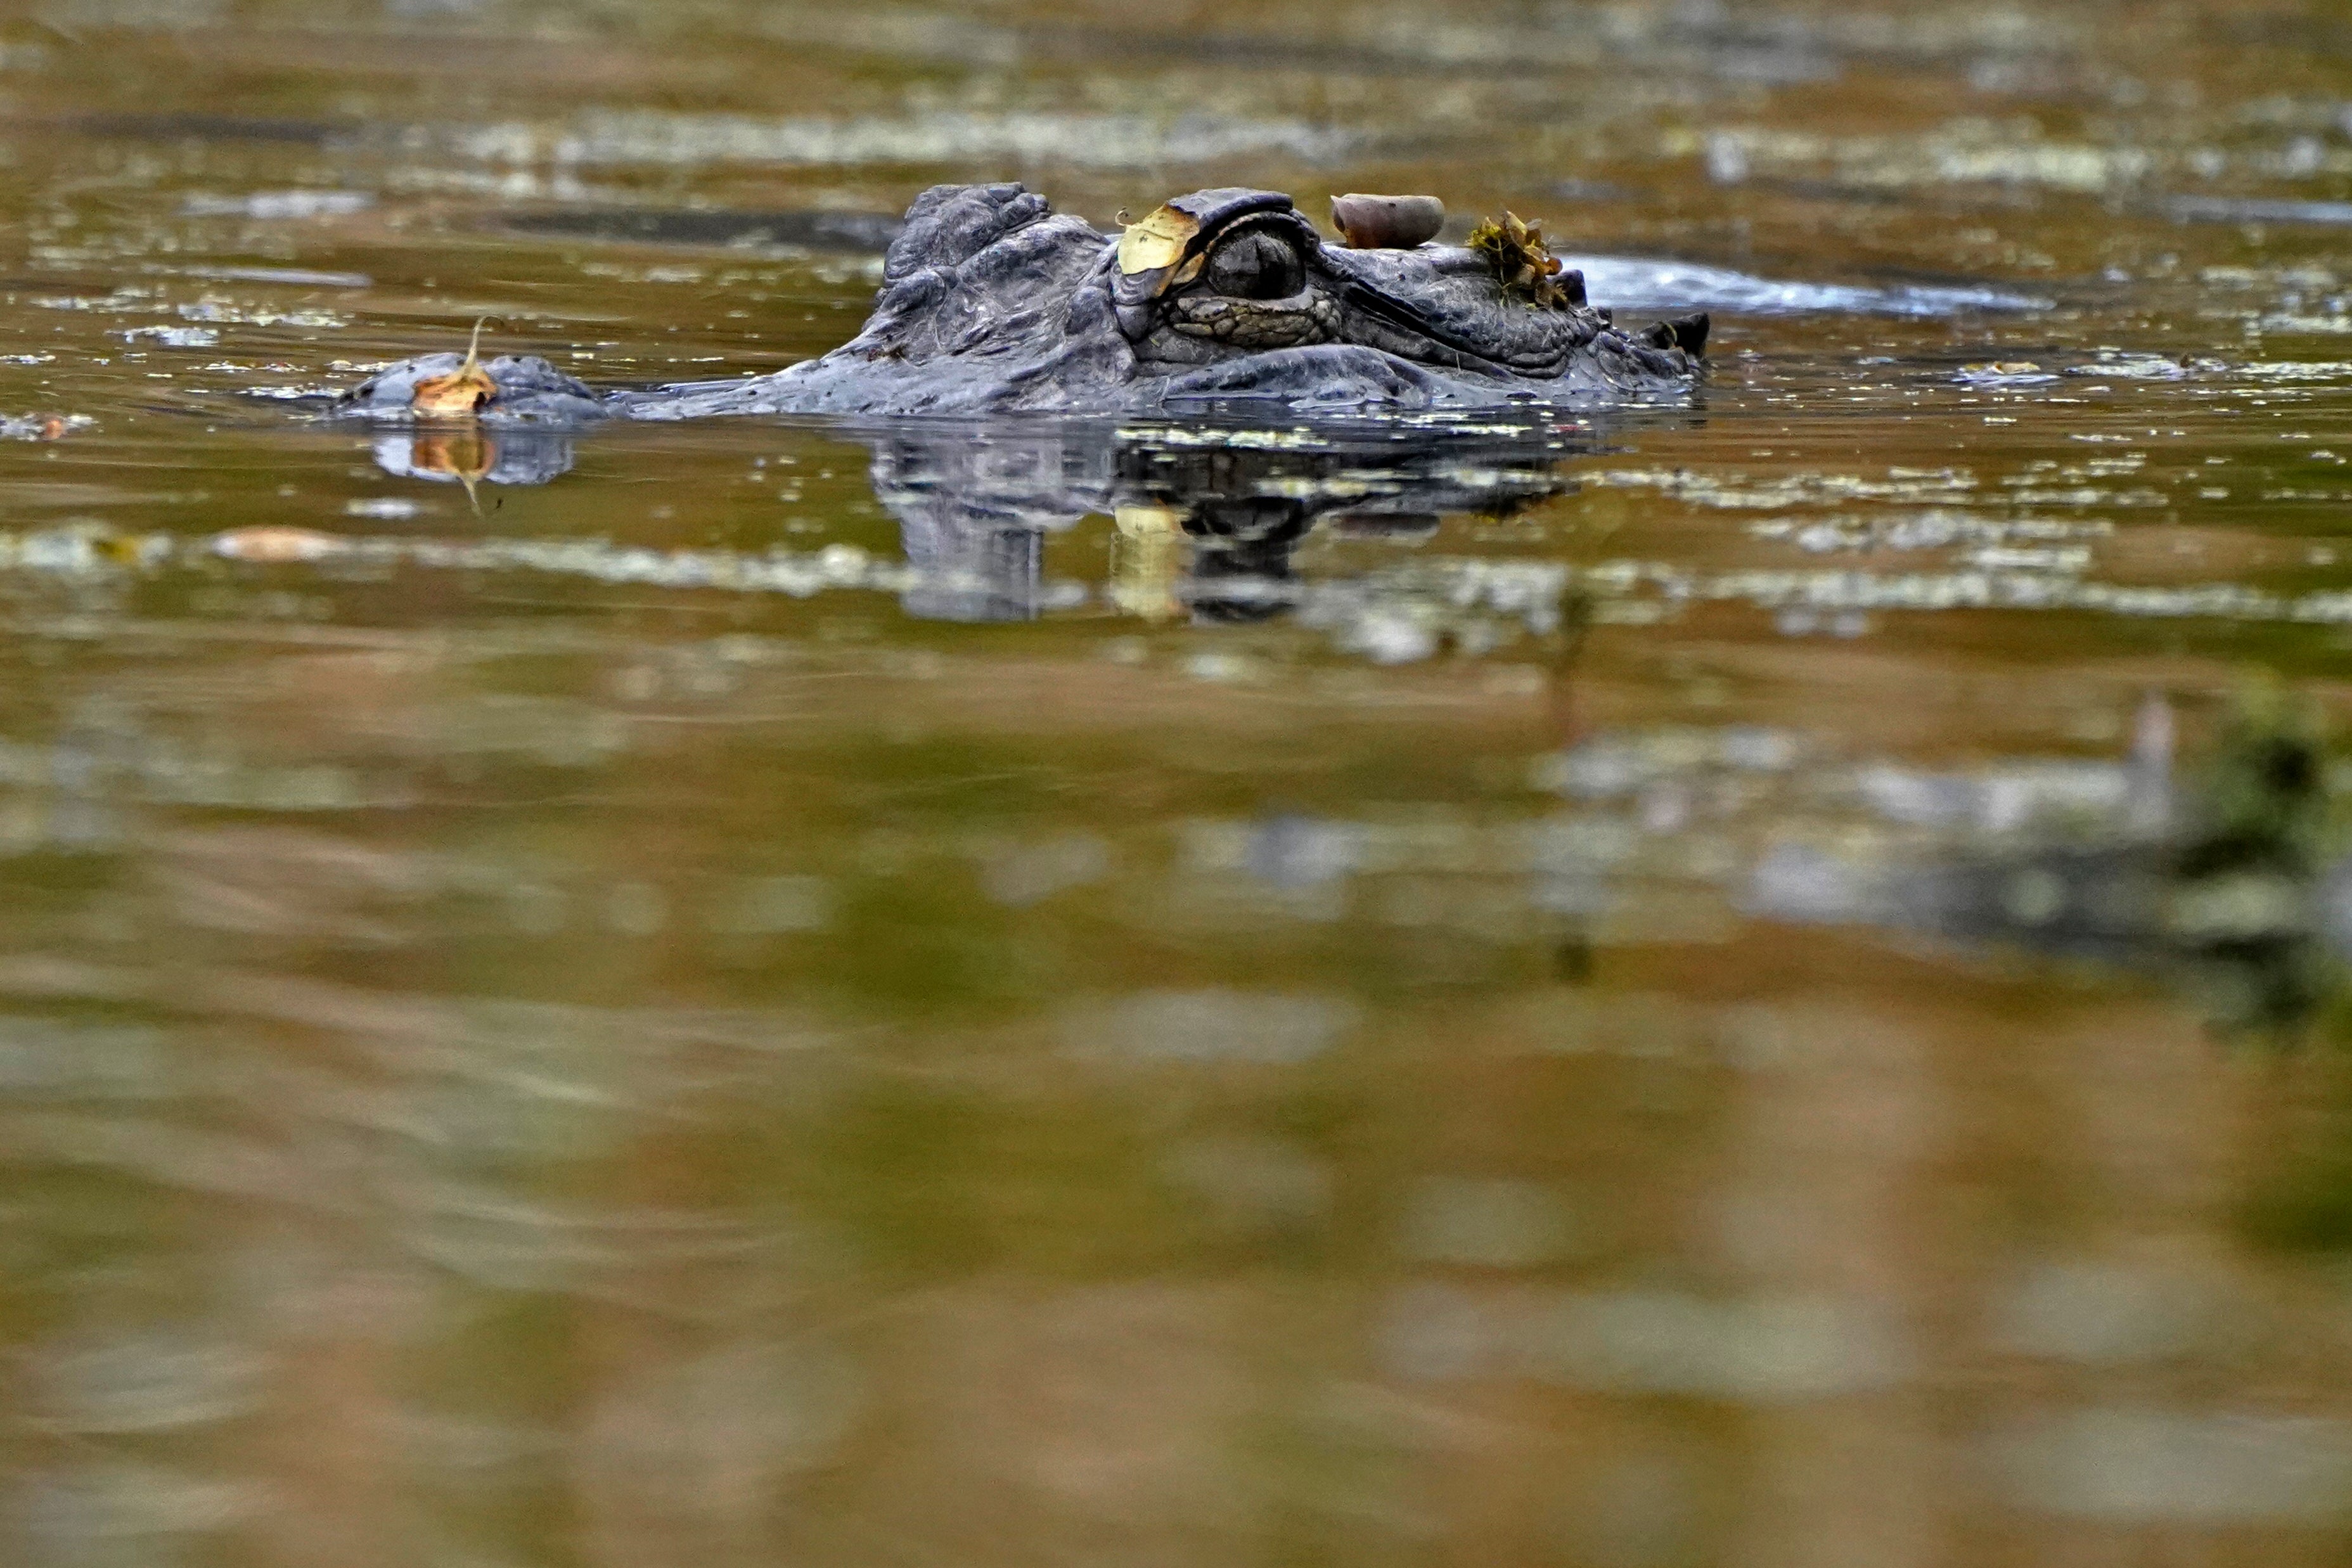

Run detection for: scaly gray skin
[[335, 183, 1707, 422]]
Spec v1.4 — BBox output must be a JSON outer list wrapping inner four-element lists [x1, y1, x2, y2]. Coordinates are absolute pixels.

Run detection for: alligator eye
[[1203, 228, 1306, 300]]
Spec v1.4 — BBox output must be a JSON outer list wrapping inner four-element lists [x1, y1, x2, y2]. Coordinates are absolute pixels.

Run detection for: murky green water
[[8, 2, 2352, 1563]]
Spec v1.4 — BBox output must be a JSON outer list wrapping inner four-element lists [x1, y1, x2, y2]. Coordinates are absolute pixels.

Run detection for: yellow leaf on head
[[1116, 204, 1200, 278]]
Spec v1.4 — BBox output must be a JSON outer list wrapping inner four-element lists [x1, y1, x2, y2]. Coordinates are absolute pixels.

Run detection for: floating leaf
[[1468, 211, 1574, 309], [410, 317, 499, 418]]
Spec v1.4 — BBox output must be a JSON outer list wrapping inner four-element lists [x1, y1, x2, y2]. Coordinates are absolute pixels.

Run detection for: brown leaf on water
[[410, 318, 499, 418], [210, 526, 347, 563], [1468, 211, 1574, 309]]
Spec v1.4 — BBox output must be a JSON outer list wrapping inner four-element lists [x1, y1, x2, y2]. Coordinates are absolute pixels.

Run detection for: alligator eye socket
[[1203, 228, 1306, 300]]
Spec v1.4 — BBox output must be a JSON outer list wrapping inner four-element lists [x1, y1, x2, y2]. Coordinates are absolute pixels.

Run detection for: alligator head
[[337, 183, 1708, 423]]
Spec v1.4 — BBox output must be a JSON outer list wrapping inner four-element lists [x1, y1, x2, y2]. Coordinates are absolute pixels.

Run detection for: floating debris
[[209, 527, 347, 563], [1956, 362, 2059, 385], [122, 326, 219, 349], [1112, 425, 1333, 452], [35, 290, 155, 312], [181, 190, 373, 221], [0, 414, 86, 440], [1468, 212, 1575, 308], [2240, 361, 2352, 382], [176, 301, 348, 329], [2065, 353, 2196, 380]]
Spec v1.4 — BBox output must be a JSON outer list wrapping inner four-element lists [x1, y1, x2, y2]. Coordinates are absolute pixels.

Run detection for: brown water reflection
[[8, 1, 2352, 1564]]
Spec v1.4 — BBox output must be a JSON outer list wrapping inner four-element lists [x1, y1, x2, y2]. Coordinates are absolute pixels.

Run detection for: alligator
[[335, 183, 1709, 422]]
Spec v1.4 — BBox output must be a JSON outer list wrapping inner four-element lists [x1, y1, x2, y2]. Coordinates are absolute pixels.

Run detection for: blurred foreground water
[[8, 1, 2352, 1563]]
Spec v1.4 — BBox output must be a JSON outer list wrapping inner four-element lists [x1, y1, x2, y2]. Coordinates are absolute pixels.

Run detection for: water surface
[[7, 3, 2352, 1563]]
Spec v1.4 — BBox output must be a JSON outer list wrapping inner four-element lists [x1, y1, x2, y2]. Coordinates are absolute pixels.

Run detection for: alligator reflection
[[371, 417, 1588, 622], [866, 423, 1581, 623], [373, 427, 578, 489]]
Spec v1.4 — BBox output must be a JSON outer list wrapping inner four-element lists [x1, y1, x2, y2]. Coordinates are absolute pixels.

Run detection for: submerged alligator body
[[338, 183, 1708, 422]]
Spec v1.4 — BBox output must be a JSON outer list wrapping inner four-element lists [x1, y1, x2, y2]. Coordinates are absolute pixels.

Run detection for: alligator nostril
[[1639, 314, 1711, 356]]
